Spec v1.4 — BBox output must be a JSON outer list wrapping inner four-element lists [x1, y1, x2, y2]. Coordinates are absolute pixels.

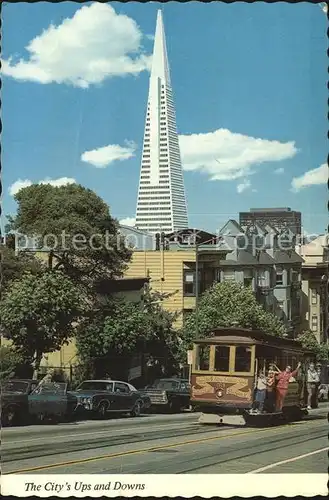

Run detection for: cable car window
[[235, 346, 252, 372], [214, 346, 230, 372], [196, 345, 210, 370]]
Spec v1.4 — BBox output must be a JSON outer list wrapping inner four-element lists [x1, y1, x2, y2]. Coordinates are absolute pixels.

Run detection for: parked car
[[70, 379, 146, 419], [318, 384, 329, 402], [140, 378, 191, 413], [1, 379, 38, 426], [28, 382, 78, 423]]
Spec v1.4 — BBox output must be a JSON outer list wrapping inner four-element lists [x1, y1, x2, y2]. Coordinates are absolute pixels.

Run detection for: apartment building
[[239, 207, 302, 237], [219, 220, 303, 334], [123, 221, 304, 336], [124, 228, 230, 327], [297, 234, 329, 343]]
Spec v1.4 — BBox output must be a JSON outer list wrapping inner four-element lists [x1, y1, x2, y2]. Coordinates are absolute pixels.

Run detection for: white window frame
[[276, 267, 283, 286], [223, 270, 235, 281]]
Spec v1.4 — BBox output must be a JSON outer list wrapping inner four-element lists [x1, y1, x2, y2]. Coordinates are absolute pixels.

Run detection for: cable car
[[190, 327, 310, 425]]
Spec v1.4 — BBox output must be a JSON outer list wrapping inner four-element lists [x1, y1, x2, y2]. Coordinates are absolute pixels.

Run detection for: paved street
[[3, 405, 328, 475]]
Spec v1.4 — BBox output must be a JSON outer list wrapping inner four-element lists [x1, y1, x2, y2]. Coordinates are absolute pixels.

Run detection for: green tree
[[183, 281, 287, 346], [297, 330, 329, 362], [0, 271, 83, 377], [7, 183, 131, 287], [76, 290, 181, 380], [1, 246, 43, 290], [0, 346, 24, 380]]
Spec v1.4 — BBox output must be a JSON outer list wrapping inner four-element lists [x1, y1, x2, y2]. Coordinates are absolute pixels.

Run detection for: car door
[[29, 383, 67, 418], [180, 382, 191, 406], [28, 385, 47, 416], [113, 382, 133, 410], [102, 382, 117, 412]]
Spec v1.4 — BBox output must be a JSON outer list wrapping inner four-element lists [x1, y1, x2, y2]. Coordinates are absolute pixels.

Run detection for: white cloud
[[274, 167, 285, 175], [81, 141, 136, 168], [291, 163, 327, 192], [8, 179, 33, 196], [179, 128, 297, 181], [237, 179, 251, 193], [39, 177, 76, 187], [9, 177, 76, 196], [119, 217, 136, 227], [2, 4, 151, 88]]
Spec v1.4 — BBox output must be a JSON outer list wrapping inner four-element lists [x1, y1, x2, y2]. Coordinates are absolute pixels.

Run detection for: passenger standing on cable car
[[266, 368, 276, 412], [273, 362, 301, 411], [254, 369, 267, 413]]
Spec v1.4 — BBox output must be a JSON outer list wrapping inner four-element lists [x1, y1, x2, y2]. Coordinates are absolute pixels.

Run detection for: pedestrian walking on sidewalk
[[306, 362, 320, 409]]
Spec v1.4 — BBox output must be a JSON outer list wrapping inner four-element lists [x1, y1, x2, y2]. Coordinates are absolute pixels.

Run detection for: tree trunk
[[48, 250, 54, 270], [32, 351, 42, 380]]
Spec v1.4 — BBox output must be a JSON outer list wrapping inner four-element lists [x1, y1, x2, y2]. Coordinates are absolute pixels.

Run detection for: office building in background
[[135, 10, 188, 234]]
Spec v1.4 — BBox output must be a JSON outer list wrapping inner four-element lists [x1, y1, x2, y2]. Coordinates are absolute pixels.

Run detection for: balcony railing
[[257, 284, 271, 295], [291, 281, 301, 290]]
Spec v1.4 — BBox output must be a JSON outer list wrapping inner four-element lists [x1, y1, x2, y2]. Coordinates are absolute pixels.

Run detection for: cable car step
[[198, 413, 246, 426]]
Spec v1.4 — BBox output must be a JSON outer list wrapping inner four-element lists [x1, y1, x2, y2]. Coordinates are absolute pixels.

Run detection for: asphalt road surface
[[3, 406, 328, 475]]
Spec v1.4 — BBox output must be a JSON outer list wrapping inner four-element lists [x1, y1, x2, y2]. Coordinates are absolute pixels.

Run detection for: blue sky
[[2, 2, 328, 235]]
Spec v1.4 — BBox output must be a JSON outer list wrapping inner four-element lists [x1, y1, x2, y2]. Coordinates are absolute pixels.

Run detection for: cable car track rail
[[3, 415, 326, 475]]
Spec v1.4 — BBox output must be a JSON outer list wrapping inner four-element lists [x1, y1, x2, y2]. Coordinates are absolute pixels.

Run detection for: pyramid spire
[[150, 10, 171, 84], [135, 10, 188, 234]]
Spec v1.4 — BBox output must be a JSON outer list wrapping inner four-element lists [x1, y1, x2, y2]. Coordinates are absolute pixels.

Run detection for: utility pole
[[195, 241, 199, 339]]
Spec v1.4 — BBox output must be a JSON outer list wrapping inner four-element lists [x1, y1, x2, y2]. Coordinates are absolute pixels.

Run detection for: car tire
[[38, 413, 49, 424], [168, 400, 180, 414], [131, 400, 142, 417], [3, 405, 19, 426], [97, 402, 108, 420]]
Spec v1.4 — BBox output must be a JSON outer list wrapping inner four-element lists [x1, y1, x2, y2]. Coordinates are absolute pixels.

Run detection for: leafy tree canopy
[[297, 330, 329, 362], [0, 346, 24, 380], [7, 183, 131, 285], [1, 246, 43, 290], [0, 271, 83, 375], [183, 281, 287, 345], [76, 289, 182, 378]]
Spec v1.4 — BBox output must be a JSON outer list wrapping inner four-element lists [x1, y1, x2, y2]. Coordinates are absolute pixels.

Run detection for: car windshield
[[77, 382, 113, 392], [151, 380, 180, 390], [2, 381, 30, 394]]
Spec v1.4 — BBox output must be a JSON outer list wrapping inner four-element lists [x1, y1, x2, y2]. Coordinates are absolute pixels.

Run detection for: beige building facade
[[297, 235, 328, 343], [124, 243, 229, 327]]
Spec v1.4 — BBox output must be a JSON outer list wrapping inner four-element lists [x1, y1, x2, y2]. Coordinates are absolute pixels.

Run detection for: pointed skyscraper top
[[135, 10, 188, 233], [150, 10, 171, 84]]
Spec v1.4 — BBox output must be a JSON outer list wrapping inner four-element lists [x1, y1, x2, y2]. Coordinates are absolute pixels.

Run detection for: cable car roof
[[194, 327, 305, 351]]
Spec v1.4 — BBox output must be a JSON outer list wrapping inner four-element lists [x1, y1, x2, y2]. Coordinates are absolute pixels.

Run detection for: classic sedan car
[[70, 380, 147, 419], [28, 382, 78, 423], [140, 378, 191, 413], [1, 379, 38, 426]]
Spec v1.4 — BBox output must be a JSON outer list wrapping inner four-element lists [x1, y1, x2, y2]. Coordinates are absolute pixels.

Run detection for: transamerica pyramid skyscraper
[[135, 10, 188, 234]]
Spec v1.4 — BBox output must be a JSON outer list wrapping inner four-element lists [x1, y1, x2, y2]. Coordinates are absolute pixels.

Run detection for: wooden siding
[[124, 250, 197, 327]]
